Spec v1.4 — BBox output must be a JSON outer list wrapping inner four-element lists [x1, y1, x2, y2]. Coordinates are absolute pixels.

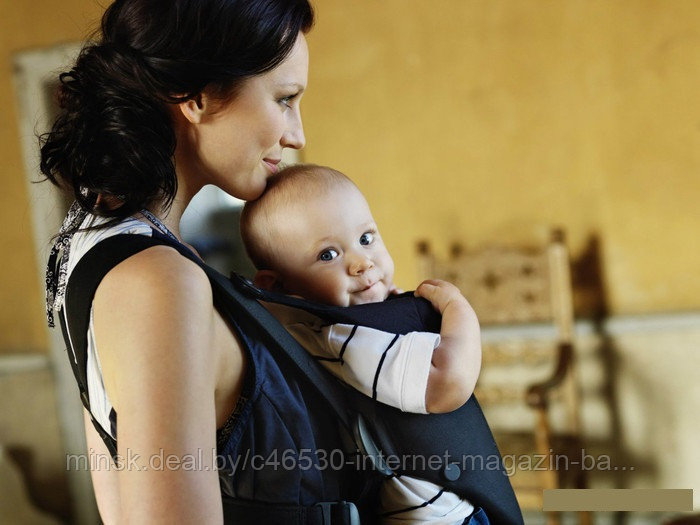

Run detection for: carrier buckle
[[313, 500, 360, 525], [352, 413, 394, 477]]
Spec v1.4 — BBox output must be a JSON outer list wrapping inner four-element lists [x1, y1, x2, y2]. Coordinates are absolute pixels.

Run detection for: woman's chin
[[233, 179, 267, 202]]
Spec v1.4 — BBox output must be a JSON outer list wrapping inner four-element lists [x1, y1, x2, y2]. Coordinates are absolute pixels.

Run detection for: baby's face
[[269, 182, 395, 306]]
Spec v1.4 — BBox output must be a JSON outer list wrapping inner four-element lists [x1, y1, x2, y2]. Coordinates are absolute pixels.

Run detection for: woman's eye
[[359, 232, 374, 246], [319, 249, 339, 261], [278, 94, 295, 109]]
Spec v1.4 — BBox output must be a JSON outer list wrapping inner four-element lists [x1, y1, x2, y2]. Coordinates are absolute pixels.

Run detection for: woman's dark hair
[[40, 0, 313, 220]]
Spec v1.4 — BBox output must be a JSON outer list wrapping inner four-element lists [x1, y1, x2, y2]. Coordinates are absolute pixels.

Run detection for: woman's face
[[186, 33, 309, 201]]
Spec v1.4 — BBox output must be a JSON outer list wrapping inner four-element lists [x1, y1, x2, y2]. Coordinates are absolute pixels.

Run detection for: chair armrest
[[525, 342, 573, 409]]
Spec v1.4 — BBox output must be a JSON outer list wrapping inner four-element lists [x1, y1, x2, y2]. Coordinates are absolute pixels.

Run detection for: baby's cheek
[[386, 257, 396, 281], [327, 284, 350, 307], [381, 285, 392, 301]]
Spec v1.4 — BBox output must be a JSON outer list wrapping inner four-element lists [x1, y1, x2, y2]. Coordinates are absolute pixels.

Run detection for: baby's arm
[[270, 305, 437, 413], [415, 279, 481, 414], [309, 323, 438, 414]]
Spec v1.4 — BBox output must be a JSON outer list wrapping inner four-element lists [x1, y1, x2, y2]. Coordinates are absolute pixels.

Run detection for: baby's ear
[[254, 270, 283, 292]]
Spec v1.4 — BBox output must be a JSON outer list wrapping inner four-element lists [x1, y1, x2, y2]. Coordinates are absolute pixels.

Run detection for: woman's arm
[[415, 279, 482, 414], [92, 246, 231, 524]]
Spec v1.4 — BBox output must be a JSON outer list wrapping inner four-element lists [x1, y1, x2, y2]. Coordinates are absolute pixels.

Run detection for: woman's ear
[[177, 93, 207, 124], [254, 270, 284, 292]]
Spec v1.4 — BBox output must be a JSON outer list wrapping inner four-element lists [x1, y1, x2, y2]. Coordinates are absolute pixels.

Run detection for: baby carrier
[[59, 231, 523, 524]]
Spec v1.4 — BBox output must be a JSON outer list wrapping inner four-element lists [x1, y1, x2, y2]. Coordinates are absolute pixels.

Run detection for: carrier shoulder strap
[[62, 233, 177, 460]]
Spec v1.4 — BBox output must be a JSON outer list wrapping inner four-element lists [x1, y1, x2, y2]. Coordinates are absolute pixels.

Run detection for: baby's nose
[[349, 254, 374, 275]]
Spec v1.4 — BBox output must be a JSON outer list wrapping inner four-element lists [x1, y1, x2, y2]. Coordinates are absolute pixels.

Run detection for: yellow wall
[[1, 0, 104, 352], [302, 0, 700, 315], [4, 0, 700, 353]]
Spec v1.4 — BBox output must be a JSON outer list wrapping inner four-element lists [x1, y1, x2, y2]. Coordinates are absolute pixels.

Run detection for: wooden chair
[[416, 229, 590, 525]]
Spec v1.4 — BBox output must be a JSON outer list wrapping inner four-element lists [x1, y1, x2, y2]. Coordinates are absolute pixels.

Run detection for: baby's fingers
[[414, 280, 449, 312], [416, 279, 447, 297], [414, 280, 437, 297], [414, 279, 454, 297], [415, 279, 467, 313]]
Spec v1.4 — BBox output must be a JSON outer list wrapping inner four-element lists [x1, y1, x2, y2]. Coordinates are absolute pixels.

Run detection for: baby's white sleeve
[[318, 324, 440, 414]]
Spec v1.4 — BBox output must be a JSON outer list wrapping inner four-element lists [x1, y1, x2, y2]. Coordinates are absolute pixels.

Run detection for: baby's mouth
[[354, 280, 379, 294]]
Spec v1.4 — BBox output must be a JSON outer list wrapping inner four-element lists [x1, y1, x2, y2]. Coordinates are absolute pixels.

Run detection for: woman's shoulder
[[73, 213, 214, 332], [100, 241, 210, 298], [91, 234, 217, 401]]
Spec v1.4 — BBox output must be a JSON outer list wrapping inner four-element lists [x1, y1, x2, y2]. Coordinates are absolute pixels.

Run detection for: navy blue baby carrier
[[61, 231, 523, 524]]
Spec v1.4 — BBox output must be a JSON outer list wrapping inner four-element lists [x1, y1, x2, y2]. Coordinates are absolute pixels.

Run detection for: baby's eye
[[319, 249, 339, 261], [359, 232, 374, 246]]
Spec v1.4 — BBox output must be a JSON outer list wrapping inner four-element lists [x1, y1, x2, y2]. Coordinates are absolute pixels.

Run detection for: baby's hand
[[414, 279, 469, 315]]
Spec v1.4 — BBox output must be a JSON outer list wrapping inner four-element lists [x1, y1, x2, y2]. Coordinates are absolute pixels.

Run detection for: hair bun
[[41, 41, 176, 217]]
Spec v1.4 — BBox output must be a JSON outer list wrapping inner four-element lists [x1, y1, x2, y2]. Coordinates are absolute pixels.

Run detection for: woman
[[41, 1, 369, 523]]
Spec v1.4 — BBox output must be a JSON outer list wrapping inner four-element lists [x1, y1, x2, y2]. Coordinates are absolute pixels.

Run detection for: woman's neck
[[150, 139, 209, 239], [152, 175, 202, 240], [157, 107, 209, 240]]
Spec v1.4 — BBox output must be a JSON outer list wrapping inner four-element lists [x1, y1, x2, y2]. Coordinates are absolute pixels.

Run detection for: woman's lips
[[263, 158, 281, 174]]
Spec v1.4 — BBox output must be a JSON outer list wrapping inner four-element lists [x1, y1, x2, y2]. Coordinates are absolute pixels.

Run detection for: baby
[[240, 164, 485, 524]]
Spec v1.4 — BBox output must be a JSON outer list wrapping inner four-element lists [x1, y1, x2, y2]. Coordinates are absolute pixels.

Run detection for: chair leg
[[535, 408, 560, 525], [546, 514, 561, 525], [579, 511, 593, 525]]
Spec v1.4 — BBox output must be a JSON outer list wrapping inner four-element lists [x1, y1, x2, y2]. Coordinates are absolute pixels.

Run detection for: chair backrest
[[416, 229, 581, 434], [417, 229, 572, 332]]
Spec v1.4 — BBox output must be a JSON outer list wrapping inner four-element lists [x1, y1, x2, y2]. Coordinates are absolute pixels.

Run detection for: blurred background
[[1, 0, 699, 523]]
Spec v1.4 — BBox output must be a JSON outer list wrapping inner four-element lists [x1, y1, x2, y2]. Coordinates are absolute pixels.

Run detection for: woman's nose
[[281, 109, 305, 150], [348, 254, 374, 276]]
